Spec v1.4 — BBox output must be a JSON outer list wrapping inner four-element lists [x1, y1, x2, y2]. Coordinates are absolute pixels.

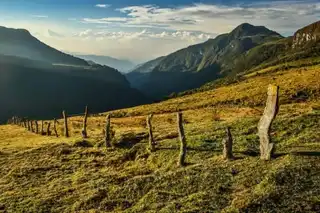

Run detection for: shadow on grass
[[113, 133, 148, 149], [291, 151, 320, 157], [157, 147, 217, 152], [235, 150, 259, 157]]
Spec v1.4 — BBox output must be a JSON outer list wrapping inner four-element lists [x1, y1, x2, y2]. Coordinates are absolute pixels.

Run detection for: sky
[[0, 0, 319, 63]]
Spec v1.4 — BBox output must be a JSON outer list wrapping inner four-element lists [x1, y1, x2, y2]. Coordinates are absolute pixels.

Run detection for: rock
[[292, 21, 320, 48]]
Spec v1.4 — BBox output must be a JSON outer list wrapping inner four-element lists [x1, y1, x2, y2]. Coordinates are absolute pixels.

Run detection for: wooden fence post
[[41, 120, 44, 135], [62, 110, 69, 137], [105, 114, 111, 147], [35, 121, 39, 134], [30, 120, 34, 133], [53, 119, 59, 137], [258, 85, 279, 160], [23, 119, 27, 128], [223, 127, 233, 160], [46, 122, 51, 136], [27, 120, 31, 131], [82, 106, 88, 138], [177, 112, 187, 167], [147, 114, 156, 152]]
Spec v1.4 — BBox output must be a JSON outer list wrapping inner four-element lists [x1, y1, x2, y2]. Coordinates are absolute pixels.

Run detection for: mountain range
[[127, 21, 320, 99], [126, 23, 283, 98], [0, 27, 147, 123], [0, 21, 319, 122], [75, 54, 136, 73]]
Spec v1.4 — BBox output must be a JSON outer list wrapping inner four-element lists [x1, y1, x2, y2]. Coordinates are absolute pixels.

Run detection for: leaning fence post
[[53, 119, 59, 137], [177, 112, 187, 167], [46, 122, 51, 136], [35, 121, 39, 134], [62, 110, 69, 137], [105, 114, 111, 147], [258, 85, 279, 160], [223, 127, 233, 160], [82, 106, 88, 138], [147, 114, 156, 152]]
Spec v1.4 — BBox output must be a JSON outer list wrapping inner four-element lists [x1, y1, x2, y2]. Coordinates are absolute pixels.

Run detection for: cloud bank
[[13, 1, 319, 62], [84, 1, 320, 35]]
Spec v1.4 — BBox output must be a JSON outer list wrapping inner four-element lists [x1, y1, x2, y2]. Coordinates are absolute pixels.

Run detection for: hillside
[[0, 54, 148, 123], [0, 26, 88, 66], [0, 26, 150, 123], [0, 58, 319, 212], [128, 23, 283, 99], [126, 56, 165, 89], [76, 54, 136, 73]]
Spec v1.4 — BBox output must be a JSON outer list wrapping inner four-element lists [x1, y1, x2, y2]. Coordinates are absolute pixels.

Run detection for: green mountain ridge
[[0, 54, 148, 123], [0, 27, 149, 123], [127, 23, 283, 99]]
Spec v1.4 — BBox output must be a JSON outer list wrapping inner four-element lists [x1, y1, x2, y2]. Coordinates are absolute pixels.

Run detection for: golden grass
[[0, 125, 62, 153], [105, 64, 320, 117], [0, 63, 319, 212]]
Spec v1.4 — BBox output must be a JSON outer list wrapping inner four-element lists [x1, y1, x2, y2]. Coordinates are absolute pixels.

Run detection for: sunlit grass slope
[[0, 62, 319, 212]]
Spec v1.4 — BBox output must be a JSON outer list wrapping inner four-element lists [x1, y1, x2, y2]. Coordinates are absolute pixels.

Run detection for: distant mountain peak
[[0, 26, 32, 38], [230, 23, 281, 38], [0, 26, 88, 66]]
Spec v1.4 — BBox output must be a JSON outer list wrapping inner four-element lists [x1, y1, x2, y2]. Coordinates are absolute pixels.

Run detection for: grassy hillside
[[0, 61, 319, 212]]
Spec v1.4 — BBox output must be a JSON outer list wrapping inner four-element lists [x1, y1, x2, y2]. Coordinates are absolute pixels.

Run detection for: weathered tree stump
[[105, 114, 112, 147], [258, 85, 279, 160], [177, 112, 187, 167], [82, 106, 88, 138], [35, 121, 39, 134], [147, 114, 156, 152], [46, 122, 51, 136], [62, 110, 69, 137], [41, 120, 44, 135], [53, 119, 59, 137], [222, 127, 233, 160]]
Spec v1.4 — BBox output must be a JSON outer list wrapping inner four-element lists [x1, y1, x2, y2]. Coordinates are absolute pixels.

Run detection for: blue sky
[[0, 0, 319, 62]]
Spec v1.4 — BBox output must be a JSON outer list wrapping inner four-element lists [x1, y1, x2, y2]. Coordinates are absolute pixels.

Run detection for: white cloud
[[74, 29, 213, 43], [82, 17, 127, 24], [31, 15, 48, 18], [47, 29, 65, 38], [8, 1, 319, 62], [95, 4, 111, 8], [83, 1, 320, 36]]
